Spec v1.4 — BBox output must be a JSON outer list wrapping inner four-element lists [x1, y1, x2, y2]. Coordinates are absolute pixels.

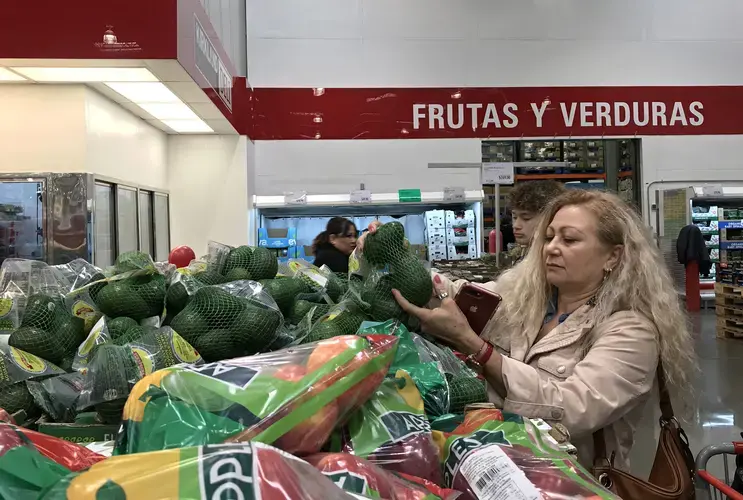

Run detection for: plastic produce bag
[[169, 280, 284, 361], [51, 258, 104, 333], [0, 259, 66, 334], [28, 327, 202, 422], [307, 453, 461, 500], [40, 442, 359, 500], [0, 344, 65, 416], [358, 320, 450, 417], [0, 422, 105, 471], [72, 315, 152, 370], [339, 372, 442, 484], [437, 410, 620, 500], [84, 251, 168, 322], [116, 334, 397, 456]]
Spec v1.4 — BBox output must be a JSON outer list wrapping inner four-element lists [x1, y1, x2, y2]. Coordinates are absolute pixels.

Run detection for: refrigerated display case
[[253, 190, 484, 263], [0, 173, 170, 267]]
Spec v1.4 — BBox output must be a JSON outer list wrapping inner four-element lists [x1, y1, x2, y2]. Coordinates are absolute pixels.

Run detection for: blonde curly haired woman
[[394, 189, 696, 471]]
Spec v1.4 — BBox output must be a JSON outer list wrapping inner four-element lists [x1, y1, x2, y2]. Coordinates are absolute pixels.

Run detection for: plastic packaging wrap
[[307, 452, 461, 500], [0, 423, 104, 471], [169, 279, 284, 361], [339, 372, 442, 484], [358, 321, 450, 417], [28, 327, 202, 422], [82, 252, 167, 323], [40, 442, 358, 500], [0, 259, 66, 334], [51, 258, 104, 334], [116, 334, 397, 456], [437, 410, 620, 500]]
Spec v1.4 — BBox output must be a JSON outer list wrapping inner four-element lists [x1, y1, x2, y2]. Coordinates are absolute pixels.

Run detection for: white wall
[[200, 0, 247, 77], [246, 0, 743, 209], [168, 135, 250, 254], [255, 139, 482, 195], [245, 138, 257, 245], [0, 85, 87, 173], [84, 88, 169, 190]]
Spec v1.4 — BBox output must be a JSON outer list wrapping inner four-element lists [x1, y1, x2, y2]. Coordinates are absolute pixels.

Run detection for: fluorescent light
[[11, 67, 157, 83], [105, 82, 180, 103], [162, 119, 214, 133], [0, 68, 26, 82], [138, 102, 199, 120]]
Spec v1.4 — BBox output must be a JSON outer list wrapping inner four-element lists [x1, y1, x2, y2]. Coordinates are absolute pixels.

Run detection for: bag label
[[444, 429, 510, 486], [321, 470, 369, 496], [460, 445, 540, 500], [185, 363, 259, 390], [379, 410, 431, 443], [199, 444, 256, 500]]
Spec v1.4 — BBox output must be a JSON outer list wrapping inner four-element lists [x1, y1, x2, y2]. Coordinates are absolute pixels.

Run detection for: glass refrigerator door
[[0, 180, 45, 266], [116, 186, 138, 254], [94, 182, 115, 268], [154, 193, 170, 262]]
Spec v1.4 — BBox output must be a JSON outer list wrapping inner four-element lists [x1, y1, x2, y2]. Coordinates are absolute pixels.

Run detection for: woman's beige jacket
[[438, 275, 658, 471]]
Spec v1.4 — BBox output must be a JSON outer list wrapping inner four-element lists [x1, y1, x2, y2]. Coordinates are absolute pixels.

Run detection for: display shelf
[[618, 170, 634, 178], [694, 214, 720, 221], [514, 173, 605, 181]]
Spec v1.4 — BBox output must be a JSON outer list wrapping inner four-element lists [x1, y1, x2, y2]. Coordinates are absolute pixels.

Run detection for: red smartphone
[[455, 283, 502, 336]]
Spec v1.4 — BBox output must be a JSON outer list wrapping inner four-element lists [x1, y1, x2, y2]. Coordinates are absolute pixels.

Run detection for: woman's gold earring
[[603, 268, 612, 281]]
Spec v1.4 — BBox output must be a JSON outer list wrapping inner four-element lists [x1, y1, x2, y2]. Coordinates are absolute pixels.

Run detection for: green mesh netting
[[95, 273, 166, 321], [107, 317, 139, 341], [83, 344, 140, 407], [192, 271, 229, 286], [8, 294, 86, 364], [223, 246, 253, 275], [363, 222, 407, 266], [111, 325, 146, 346], [247, 247, 279, 281], [260, 277, 310, 317], [289, 300, 331, 325], [446, 373, 488, 414], [113, 251, 156, 274], [169, 285, 282, 361], [303, 301, 368, 344], [0, 382, 38, 416]]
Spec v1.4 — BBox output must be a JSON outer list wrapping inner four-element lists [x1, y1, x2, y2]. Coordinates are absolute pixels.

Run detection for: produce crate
[[714, 283, 743, 339]]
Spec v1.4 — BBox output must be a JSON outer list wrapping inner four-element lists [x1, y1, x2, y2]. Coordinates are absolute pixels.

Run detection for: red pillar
[[685, 261, 701, 312]]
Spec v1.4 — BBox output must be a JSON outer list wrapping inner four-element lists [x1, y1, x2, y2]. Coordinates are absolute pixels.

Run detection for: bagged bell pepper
[[437, 409, 620, 500], [40, 442, 359, 500], [117, 334, 397, 456], [339, 371, 442, 484]]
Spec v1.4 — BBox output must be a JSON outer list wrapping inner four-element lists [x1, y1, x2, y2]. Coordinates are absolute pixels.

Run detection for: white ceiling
[[0, 58, 238, 135]]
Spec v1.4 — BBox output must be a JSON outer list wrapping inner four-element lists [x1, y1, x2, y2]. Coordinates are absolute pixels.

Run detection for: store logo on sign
[[195, 18, 233, 111], [94, 26, 142, 53]]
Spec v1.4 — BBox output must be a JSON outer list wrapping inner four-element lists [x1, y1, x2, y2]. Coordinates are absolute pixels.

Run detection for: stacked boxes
[[446, 210, 477, 261], [425, 210, 447, 261]]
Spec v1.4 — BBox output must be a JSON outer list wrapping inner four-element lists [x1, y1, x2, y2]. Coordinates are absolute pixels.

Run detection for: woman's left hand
[[392, 277, 480, 352]]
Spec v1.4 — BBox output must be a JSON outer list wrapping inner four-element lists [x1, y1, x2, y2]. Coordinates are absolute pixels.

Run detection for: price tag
[[350, 189, 372, 204], [702, 185, 724, 197], [482, 162, 515, 185], [443, 187, 465, 202], [283, 192, 307, 205]]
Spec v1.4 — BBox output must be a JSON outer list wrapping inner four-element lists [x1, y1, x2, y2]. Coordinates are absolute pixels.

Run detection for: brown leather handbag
[[592, 364, 696, 500]]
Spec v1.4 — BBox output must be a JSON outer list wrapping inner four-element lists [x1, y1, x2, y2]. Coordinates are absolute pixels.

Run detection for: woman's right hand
[[355, 221, 382, 253]]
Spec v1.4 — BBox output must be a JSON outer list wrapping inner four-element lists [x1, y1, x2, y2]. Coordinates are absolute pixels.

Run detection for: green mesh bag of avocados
[[30, 327, 202, 423], [80, 252, 167, 323], [0, 259, 68, 335], [170, 280, 284, 362], [301, 300, 369, 344], [0, 344, 66, 416], [72, 315, 153, 371], [51, 258, 104, 334]]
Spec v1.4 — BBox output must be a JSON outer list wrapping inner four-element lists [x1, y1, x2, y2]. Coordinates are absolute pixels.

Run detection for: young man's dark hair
[[507, 180, 567, 247]]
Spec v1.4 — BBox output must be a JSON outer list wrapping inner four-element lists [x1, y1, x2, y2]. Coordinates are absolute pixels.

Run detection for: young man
[[506, 180, 567, 262]]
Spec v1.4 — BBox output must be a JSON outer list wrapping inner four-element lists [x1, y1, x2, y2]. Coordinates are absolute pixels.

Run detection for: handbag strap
[[593, 362, 673, 462]]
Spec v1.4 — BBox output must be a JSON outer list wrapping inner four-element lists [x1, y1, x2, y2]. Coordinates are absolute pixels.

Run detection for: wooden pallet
[[715, 283, 743, 308]]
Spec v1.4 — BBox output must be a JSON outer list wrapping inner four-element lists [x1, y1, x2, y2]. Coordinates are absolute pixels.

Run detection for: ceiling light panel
[[0, 68, 26, 82], [105, 82, 180, 103], [138, 102, 200, 120], [162, 119, 214, 133], [11, 67, 158, 83]]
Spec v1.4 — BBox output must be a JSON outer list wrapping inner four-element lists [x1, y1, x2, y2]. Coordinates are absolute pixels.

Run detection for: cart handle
[[695, 442, 743, 471], [698, 470, 743, 500]]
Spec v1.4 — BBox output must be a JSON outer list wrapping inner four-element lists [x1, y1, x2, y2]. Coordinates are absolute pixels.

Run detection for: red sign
[[252, 86, 743, 140], [0, 0, 177, 59]]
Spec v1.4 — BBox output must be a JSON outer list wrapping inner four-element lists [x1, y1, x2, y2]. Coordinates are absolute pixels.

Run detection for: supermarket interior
[[0, 0, 742, 498]]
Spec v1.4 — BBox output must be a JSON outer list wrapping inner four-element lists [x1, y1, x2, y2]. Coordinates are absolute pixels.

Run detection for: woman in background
[[312, 217, 358, 273]]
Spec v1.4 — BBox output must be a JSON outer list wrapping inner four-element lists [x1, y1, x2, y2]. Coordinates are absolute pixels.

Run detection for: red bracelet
[[465, 341, 494, 369]]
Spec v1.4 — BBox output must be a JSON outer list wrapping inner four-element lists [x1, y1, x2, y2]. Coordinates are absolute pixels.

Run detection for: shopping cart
[[696, 442, 743, 499]]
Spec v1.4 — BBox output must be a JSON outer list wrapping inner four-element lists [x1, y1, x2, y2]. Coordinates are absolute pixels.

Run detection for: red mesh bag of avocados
[[337, 371, 442, 484], [437, 410, 620, 500], [307, 452, 462, 500], [117, 335, 396, 456]]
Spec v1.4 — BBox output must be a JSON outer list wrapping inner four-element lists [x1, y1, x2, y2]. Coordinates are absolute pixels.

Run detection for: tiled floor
[[628, 310, 743, 498]]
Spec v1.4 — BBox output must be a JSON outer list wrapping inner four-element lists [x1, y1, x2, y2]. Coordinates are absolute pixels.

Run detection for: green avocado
[[247, 247, 279, 280]]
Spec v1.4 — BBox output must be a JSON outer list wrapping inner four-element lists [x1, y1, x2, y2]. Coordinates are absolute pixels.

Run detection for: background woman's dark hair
[[312, 217, 357, 251]]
